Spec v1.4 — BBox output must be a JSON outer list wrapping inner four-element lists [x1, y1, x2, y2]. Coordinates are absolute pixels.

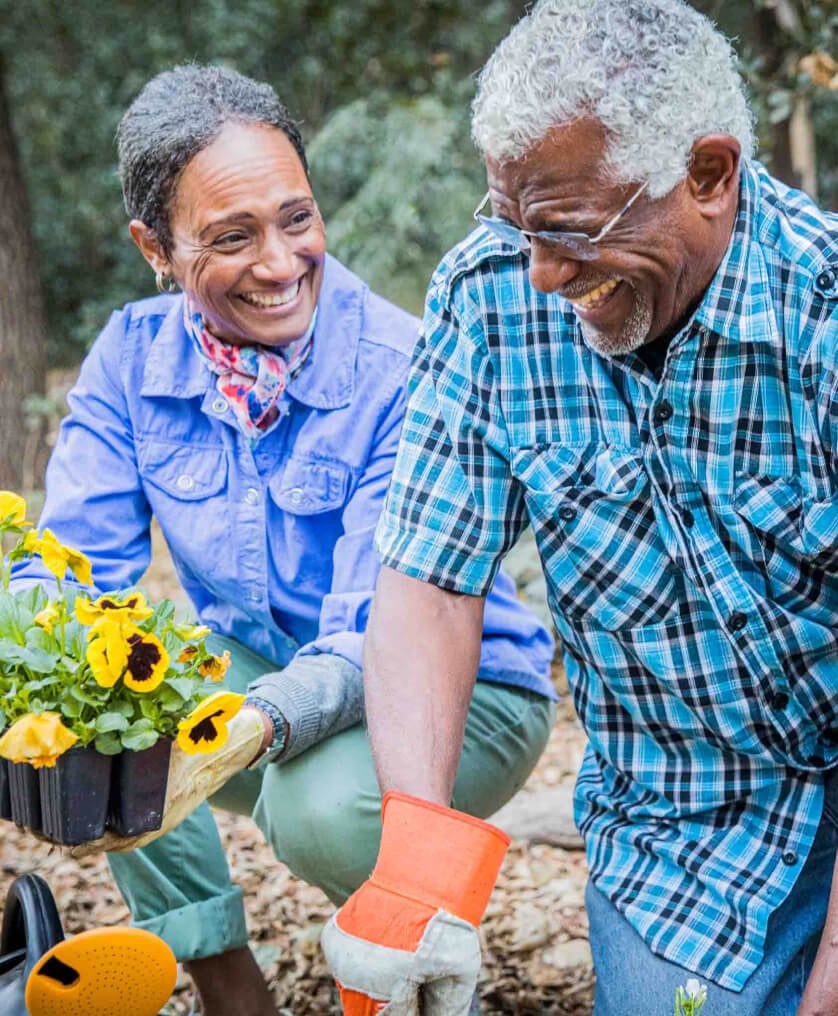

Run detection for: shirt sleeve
[[376, 264, 528, 595], [10, 308, 152, 594]]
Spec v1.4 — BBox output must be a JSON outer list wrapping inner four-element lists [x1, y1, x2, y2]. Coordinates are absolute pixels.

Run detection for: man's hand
[[321, 791, 509, 1015], [69, 705, 269, 856]]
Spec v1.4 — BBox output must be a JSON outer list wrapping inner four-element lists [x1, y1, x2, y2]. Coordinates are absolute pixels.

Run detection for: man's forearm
[[799, 848, 838, 1014], [363, 566, 485, 804]]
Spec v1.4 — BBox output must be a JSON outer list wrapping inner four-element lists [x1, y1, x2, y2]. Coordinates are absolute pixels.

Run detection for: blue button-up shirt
[[13, 256, 554, 718], [377, 162, 838, 989]]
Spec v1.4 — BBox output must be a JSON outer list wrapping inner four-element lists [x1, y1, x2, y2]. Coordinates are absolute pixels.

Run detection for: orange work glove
[[321, 791, 510, 1015]]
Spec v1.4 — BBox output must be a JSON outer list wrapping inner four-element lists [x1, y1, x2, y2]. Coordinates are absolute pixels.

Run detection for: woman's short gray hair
[[471, 0, 755, 198], [117, 64, 308, 254]]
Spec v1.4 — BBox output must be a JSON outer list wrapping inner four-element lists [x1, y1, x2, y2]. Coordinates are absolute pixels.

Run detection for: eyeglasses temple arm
[[591, 180, 649, 241]]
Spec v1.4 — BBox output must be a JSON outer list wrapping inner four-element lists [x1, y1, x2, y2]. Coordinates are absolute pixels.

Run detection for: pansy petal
[[176, 692, 244, 755], [66, 548, 93, 586], [123, 631, 170, 692], [0, 713, 78, 768], [199, 651, 231, 682], [0, 491, 28, 527]]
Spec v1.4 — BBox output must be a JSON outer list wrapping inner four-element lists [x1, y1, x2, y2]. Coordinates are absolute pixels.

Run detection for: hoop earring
[[155, 271, 179, 294]]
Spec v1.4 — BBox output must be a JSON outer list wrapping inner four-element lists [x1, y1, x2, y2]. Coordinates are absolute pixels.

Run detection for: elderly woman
[[11, 64, 557, 1016]]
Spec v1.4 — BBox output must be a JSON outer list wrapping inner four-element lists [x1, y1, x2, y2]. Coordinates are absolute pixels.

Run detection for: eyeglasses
[[473, 180, 649, 261]]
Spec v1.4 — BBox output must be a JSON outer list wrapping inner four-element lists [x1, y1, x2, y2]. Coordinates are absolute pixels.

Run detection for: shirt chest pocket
[[732, 473, 838, 609], [513, 442, 677, 629], [139, 441, 231, 561], [269, 456, 350, 516]]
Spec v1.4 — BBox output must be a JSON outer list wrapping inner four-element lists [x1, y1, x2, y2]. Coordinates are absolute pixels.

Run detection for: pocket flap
[[733, 473, 803, 544], [270, 456, 349, 515], [141, 442, 228, 501]]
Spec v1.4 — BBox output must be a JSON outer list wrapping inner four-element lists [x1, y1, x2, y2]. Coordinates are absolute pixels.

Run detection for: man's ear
[[128, 219, 169, 275], [687, 134, 741, 217]]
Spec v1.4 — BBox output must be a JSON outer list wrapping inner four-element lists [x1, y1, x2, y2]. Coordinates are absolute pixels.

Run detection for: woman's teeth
[[571, 279, 619, 309], [240, 280, 301, 308]]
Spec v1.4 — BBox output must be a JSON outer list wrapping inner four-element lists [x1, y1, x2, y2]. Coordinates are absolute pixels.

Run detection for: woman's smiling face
[[137, 121, 326, 348]]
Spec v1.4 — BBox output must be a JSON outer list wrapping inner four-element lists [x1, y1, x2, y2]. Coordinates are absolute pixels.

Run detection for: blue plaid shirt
[[376, 161, 838, 989]]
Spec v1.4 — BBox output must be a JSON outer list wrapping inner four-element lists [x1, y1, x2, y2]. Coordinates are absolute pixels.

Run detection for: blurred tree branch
[[0, 53, 46, 490]]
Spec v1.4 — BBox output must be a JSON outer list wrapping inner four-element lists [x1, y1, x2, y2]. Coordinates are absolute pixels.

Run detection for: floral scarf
[[183, 297, 316, 441]]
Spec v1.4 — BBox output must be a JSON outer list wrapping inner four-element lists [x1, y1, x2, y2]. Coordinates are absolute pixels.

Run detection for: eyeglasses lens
[[476, 215, 601, 260]]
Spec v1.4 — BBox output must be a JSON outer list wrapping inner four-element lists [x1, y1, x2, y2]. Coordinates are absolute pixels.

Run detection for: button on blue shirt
[[376, 163, 838, 988], [13, 255, 554, 702]]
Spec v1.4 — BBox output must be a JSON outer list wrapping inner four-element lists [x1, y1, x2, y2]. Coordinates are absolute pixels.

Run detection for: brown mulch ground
[[3, 427, 596, 1012]]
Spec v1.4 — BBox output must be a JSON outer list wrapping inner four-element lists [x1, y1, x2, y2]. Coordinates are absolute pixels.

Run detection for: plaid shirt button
[[726, 611, 748, 632], [769, 690, 790, 709], [815, 268, 836, 293], [781, 850, 799, 866], [559, 505, 577, 522], [653, 400, 674, 422]]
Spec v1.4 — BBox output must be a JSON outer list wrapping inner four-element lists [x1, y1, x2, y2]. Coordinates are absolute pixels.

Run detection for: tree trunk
[[0, 55, 47, 491]]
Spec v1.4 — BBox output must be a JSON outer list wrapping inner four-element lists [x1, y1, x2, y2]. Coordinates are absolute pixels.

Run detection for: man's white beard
[[578, 285, 652, 357]]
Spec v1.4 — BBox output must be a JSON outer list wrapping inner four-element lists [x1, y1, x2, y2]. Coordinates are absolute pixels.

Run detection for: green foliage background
[[0, 0, 835, 365]]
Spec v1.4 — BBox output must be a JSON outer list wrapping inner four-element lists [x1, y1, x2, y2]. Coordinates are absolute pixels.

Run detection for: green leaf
[[94, 730, 123, 755], [24, 674, 60, 693], [18, 585, 48, 614], [121, 727, 159, 751], [156, 685, 186, 713], [59, 693, 82, 719], [69, 683, 108, 706], [163, 677, 196, 701], [125, 716, 155, 734], [0, 641, 59, 673], [149, 599, 176, 628], [112, 698, 136, 718], [94, 711, 130, 733], [27, 626, 58, 653]]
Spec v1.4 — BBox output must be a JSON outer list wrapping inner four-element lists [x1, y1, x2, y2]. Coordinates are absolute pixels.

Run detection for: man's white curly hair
[[471, 0, 755, 198]]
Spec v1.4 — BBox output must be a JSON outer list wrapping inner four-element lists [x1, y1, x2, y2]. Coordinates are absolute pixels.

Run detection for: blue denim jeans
[[587, 771, 838, 1015]]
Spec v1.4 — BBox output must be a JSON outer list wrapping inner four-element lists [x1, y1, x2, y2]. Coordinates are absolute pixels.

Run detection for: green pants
[[108, 636, 556, 961]]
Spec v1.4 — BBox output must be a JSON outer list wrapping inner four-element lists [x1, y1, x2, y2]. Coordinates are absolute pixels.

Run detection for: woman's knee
[[253, 735, 382, 903]]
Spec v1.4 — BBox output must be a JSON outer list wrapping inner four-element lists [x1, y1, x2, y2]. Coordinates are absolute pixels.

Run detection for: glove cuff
[[372, 791, 510, 926]]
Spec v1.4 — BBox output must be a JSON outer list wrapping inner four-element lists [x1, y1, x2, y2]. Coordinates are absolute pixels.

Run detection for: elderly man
[[321, 0, 838, 1013]]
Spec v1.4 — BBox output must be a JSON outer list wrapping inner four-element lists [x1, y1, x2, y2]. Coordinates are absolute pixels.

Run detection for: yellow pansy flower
[[86, 618, 129, 688], [0, 712, 78, 768], [23, 529, 92, 586], [199, 650, 231, 683], [75, 591, 153, 626], [176, 692, 244, 755], [33, 604, 61, 634], [177, 644, 199, 663], [0, 491, 30, 528], [122, 627, 170, 693]]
